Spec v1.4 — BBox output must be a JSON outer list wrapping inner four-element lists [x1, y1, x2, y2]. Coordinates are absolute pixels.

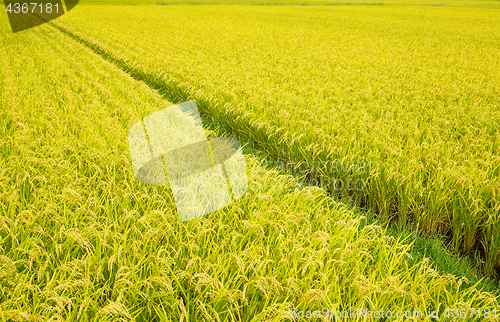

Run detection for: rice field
[[51, 3, 500, 277], [1, 0, 500, 321]]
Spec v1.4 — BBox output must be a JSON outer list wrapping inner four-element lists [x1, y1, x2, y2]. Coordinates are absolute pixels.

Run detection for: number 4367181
[[6, 3, 59, 14]]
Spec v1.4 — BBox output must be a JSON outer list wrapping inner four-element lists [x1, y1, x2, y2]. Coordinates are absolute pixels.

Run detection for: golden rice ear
[[4, 0, 78, 33]]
